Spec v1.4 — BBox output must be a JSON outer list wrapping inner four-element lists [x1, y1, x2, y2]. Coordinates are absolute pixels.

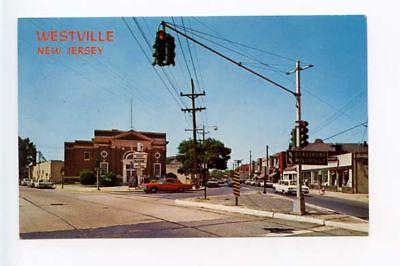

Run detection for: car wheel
[[178, 188, 184, 193], [151, 187, 157, 193]]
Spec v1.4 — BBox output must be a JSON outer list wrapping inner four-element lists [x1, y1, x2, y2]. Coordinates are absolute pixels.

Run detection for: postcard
[[18, 16, 368, 239]]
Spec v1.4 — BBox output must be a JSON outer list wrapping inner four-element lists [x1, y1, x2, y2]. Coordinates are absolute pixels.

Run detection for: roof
[[94, 129, 166, 139], [302, 140, 368, 154]]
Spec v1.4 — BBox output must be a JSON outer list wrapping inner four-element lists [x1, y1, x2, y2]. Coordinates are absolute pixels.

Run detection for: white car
[[273, 180, 309, 195], [34, 180, 56, 189], [20, 178, 31, 186]]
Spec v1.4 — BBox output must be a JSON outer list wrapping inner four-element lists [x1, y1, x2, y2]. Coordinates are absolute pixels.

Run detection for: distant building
[[235, 164, 250, 181], [29, 160, 64, 183], [281, 139, 368, 193], [64, 129, 167, 185], [166, 156, 191, 184]]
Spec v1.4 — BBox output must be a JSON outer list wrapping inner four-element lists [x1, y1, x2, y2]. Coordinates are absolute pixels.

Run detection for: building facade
[[280, 140, 368, 193], [166, 156, 191, 184], [29, 160, 64, 183], [64, 129, 167, 185]]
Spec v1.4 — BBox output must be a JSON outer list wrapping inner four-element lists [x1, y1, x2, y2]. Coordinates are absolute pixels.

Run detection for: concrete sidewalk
[[54, 184, 143, 192], [175, 191, 368, 233]]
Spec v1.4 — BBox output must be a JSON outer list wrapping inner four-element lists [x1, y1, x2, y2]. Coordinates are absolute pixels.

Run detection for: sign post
[[232, 173, 240, 206]]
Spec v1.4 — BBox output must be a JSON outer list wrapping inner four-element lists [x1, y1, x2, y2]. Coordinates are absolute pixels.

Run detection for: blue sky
[[18, 16, 367, 165]]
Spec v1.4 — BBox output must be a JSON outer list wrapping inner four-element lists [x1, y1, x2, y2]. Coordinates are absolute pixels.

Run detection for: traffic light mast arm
[[161, 21, 297, 97]]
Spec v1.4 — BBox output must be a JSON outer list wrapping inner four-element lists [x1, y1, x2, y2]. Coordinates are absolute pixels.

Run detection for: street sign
[[286, 150, 328, 165], [232, 173, 240, 197]]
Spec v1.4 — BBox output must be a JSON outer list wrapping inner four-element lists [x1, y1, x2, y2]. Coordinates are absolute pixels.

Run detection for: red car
[[144, 178, 192, 193]]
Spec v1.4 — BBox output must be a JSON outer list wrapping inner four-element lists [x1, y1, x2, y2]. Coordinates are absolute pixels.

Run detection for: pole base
[[292, 197, 305, 215]]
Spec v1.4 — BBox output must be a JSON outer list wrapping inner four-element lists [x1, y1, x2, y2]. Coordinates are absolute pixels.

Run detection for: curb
[[175, 199, 368, 233]]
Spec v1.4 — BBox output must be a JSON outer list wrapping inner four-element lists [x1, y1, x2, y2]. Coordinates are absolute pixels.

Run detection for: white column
[[122, 160, 127, 184]]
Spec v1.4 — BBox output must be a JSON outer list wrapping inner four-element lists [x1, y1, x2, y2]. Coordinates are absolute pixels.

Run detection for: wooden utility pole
[[181, 78, 206, 187]]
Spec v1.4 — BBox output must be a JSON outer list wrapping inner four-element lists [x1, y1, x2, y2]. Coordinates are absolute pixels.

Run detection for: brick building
[[64, 129, 167, 185]]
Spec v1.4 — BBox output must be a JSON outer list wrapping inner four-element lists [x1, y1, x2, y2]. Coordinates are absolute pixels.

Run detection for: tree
[[18, 136, 37, 179], [176, 138, 231, 175], [210, 169, 224, 179]]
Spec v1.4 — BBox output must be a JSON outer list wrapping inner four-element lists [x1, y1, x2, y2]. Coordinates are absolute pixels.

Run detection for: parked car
[[273, 180, 309, 195], [266, 181, 274, 188], [27, 179, 35, 188], [206, 179, 220, 188], [34, 180, 56, 189], [20, 178, 31, 186], [143, 178, 192, 193]]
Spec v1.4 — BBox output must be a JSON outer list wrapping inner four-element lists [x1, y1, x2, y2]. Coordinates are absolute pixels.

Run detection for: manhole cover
[[50, 203, 64, 206], [263, 227, 294, 234]]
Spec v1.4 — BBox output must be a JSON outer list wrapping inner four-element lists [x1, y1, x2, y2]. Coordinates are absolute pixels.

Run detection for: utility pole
[[288, 60, 313, 215], [181, 78, 206, 187], [263, 145, 268, 194], [201, 125, 207, 199], [161, 22, 313, 214], [130, 98, 133, 130], [249, 150, 252, 179]]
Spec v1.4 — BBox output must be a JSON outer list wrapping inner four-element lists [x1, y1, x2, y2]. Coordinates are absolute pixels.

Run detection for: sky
[[18, 16, 368, 165]]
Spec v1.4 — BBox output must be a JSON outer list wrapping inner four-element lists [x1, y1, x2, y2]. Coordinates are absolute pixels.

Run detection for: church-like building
[[64, 129, 167, 184]]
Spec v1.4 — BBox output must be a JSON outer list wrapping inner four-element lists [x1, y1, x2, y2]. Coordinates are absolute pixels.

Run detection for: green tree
[[210, 169, 224, 179], [176, 138, 231, 175], [18, 137, 37, 178]]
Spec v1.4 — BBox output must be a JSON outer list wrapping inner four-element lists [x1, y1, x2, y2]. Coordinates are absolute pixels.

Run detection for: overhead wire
[[131, 17, 188, 111], [180, 17, 206, 127], [322, 121, 368, 141], [122, 17, 186, 112]]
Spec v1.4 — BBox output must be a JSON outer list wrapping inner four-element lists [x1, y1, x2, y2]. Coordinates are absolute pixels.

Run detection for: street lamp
[[200, 125, 218, 199]]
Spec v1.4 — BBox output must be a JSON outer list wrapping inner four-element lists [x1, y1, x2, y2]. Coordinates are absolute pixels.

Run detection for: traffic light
[[299, 120, 309, 148], [289, 128, 297, 150], [152, 30, 166, 66], [165, 34, 175, 66]]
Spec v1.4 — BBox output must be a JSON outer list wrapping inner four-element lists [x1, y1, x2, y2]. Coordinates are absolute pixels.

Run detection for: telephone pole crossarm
[[181, 107, 206, 112]]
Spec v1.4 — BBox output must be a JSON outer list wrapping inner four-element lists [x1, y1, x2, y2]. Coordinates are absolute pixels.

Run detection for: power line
[[132, 17, 188, 110], [174, 23, 288, 74], [312, 90, 366, 134], [322, 121, 368, 141], [191, 17, 298, 63], [122, 17, 185, 110], [172, 17, 193, 81]]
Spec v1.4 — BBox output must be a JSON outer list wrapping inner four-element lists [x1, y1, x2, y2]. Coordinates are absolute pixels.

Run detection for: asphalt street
[[128, 184, 369, 220], [19, 186, 365, 238]]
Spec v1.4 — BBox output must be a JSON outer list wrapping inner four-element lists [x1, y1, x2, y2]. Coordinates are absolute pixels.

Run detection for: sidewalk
[[309, 189, 369, 203], [175, 191, 368, 233], [55, 184, 143, 192]]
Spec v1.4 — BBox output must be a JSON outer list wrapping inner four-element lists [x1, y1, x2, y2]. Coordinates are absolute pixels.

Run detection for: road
[[19, 186, 364, 238], [132, 184, 369, 220], [243, 185, 369, 220]]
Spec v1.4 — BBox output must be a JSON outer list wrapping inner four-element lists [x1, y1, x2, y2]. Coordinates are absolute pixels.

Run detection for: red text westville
[[36, 30, 114, 55]]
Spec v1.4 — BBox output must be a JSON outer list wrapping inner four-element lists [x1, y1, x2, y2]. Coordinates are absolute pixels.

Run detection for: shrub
[[80, 170, 96, 185], [100, 172, 117, 187], [166, 172, 177, 179]]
